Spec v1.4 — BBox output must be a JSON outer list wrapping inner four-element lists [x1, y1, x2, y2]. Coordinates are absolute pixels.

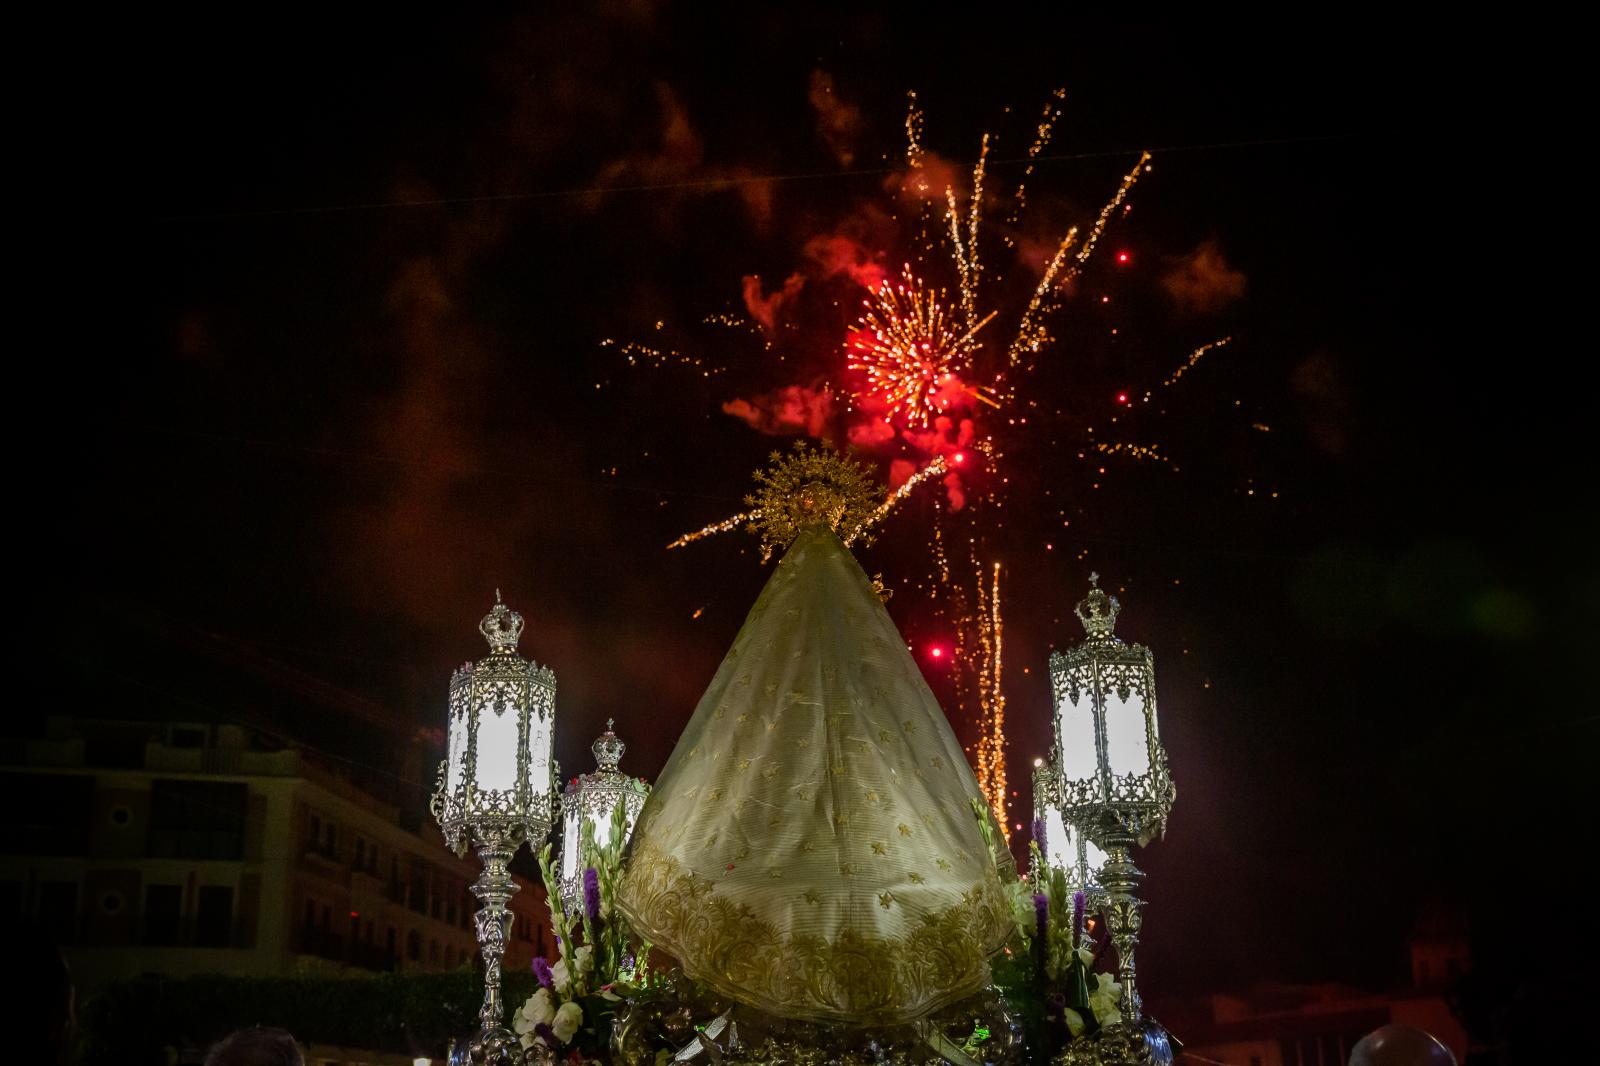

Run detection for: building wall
[[0, 719, 553, 998]]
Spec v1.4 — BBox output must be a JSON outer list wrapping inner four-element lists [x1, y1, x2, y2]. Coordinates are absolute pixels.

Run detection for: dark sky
[[29, 7, 1590, 1004]]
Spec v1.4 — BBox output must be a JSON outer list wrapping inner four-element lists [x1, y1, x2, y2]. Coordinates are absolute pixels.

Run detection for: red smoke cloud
[[887, 152, 967, 208], [802, 233, 888, 292], [742, 272, 806, 330], [1161, 239, 1248, 313], [721, 385, 835, 437], [808, 70, 863, 167]]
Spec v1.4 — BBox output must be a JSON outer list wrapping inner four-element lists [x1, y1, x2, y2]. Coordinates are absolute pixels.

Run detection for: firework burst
[[847, 267, 998, 427], [618, 88, 1252, 845]]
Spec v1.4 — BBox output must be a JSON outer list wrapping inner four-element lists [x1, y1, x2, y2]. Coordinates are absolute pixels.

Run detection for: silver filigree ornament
[[431, 590, 559, 1062], [1041, 574, 1176, 1025], [559, 718, 650, 911]]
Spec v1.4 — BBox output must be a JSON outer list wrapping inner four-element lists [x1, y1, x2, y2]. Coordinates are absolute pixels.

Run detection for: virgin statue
[[618, 510, 1014, 1026]]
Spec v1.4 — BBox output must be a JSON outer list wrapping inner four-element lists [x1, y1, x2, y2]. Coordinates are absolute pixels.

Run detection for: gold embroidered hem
[[620, 836, 1011, 1026]]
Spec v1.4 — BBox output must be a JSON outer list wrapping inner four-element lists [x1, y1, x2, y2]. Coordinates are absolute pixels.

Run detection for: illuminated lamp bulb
[[1116, 251, 1130, 264]]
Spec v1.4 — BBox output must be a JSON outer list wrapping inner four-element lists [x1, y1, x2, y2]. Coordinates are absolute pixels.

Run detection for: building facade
[[0, 717, 553, 997]]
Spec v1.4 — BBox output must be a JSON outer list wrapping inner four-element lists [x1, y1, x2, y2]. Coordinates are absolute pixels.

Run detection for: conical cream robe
[[618, 525, 1014, 1025]]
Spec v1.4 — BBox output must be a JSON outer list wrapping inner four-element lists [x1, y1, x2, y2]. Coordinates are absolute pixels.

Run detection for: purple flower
[[532, 955, 554, 990], [1033, 892, 1049, 943], [583, 867, 602, 921], [1032, 816, 1046, 846], [534, 1022, 557, 1047], [1071, 890, 1086, 947]]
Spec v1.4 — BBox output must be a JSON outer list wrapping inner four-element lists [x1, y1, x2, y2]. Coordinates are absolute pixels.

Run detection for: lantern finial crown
[[593, 718, 625, 772], [479, 590, 524, 654], [1074, 572, 1120, 640]]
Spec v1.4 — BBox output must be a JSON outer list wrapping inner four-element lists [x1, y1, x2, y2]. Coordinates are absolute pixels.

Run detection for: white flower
[[552, 1000, 584, 1044], [1088, 975, 1122, 1030], [550, 959, 573, 995], [1064, 1007, 1087, 1038], [514, 988, 556, 1035], [573, 944, 595, 977]]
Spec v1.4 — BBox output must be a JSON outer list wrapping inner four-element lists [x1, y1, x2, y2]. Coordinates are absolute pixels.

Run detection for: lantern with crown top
[[559, 719, 650, 911], [430, 592, 558, 1062], [1046, 574, 1175, 1025]]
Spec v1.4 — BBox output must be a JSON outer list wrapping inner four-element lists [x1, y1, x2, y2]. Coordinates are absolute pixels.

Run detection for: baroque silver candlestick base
[[1096, 829, 1145, 1025], [473, 829, 522, 1035]]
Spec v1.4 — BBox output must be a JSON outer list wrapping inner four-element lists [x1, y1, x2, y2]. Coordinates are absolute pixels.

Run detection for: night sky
[[31, 8, 1589, 1008]]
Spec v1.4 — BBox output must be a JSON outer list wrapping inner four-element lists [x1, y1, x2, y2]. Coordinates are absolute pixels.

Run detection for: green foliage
[[77, 969, 539, 1066]]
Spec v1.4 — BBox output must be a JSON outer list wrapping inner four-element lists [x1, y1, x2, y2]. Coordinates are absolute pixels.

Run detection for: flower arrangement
[[984, 804, 1125, 1058], [513, 802, 650, 1063]]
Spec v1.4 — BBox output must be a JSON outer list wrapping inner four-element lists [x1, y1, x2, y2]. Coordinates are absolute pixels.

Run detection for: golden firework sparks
[[848, 267, 997, 427]]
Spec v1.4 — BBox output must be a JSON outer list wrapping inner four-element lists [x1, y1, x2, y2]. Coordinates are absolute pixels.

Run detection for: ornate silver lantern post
[[558, 719, 650, 911], [1047, 574, 1175, 1024], [431, 593, 558, 1062]]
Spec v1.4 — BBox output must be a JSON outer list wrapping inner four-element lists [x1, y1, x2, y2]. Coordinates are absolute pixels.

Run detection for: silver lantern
[[1047, 573, 1175, 1023], [431, 592, 557, 1061], [558, 719, 650, 911]]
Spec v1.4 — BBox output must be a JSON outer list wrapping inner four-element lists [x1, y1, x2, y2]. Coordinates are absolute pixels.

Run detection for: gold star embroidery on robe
[[706, 787, 723, 802], [878, 729, 893, 742], [714, 706, 727, 719], [879, 891, 894, 909], [898, 823, 912, 837], [871, 841, 887, 856], [800, 839, 815, 853], [936, 857, 951, 871], [763, 681, 778, 696], [738, 758, 751, 770], [930, 755, 944, 769], [833, 813, 848, 828], [796, 738, 810, 750], [909, 872, 926, 884], [902, 720, 917, 734], [865, 790, 880, 803], [803, 888, 819, 904], [735, 846, 750, 861], [763, 764, 779, 779], [839, 863, 855, 877]]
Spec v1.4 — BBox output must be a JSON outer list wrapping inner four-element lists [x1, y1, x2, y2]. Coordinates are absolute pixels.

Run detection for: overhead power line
[[155, 132, 1355, 223]]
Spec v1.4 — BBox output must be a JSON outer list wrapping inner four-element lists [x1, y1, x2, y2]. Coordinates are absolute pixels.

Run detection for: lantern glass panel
[[530, 722, 552, 799], [1043, 806, 1073, 871], [446, 709, 469, 794], [474, 706, 522, 794], [560, 810, 580, 882], [1084, 836, 1107, 877], [1059, 689, 1100, 784], [1103, 690, 1151, 778]]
